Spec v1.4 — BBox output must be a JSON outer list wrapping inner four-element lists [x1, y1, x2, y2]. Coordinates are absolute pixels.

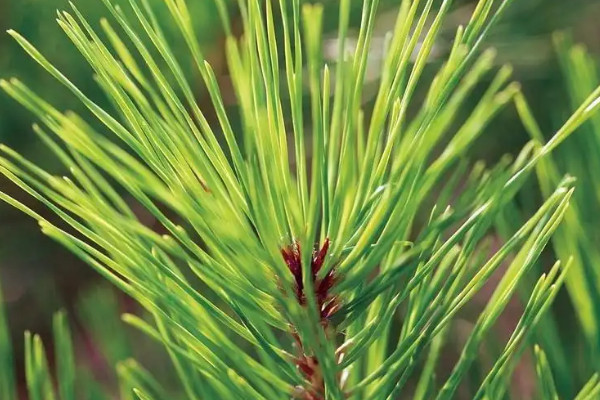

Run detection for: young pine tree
[[1, 0, 600, 399]]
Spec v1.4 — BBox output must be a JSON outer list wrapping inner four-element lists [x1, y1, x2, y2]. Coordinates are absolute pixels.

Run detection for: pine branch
[[1, 0, 600, 399]]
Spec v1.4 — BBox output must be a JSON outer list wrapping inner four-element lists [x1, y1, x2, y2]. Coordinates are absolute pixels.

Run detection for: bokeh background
[[1, 0, 600, 398]]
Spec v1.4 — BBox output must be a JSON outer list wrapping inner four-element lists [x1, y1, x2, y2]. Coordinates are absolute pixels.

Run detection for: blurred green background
[[1, 0, 600, 398]]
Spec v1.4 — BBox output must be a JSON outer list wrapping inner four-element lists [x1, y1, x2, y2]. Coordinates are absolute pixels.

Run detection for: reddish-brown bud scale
[[280, 238, 338, 321], [281, 238, 345, 400]]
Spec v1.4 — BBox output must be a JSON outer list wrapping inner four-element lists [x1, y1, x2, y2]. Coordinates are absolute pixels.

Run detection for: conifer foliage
[[1, 0, 600, 399]]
